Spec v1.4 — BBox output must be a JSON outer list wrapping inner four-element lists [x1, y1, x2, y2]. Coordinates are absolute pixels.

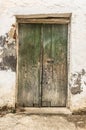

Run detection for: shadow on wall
[[0, 24, 16, 72]]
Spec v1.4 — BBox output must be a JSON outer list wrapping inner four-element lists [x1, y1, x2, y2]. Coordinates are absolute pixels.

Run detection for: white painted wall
[[0, 0, 86, 112], [0, 70, 15, 107]]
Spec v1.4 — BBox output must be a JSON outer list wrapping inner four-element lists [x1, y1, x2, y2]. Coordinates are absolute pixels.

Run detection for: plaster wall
[[0, 0, 86, 112]]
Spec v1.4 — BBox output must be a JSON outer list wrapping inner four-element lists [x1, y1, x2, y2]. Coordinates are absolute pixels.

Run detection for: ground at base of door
[[0, 113, 86, 130]]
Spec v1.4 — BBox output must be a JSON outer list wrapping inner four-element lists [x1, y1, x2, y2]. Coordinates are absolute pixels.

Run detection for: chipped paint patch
[[69, 69, 86, 95], [0, 24, 16, 71]]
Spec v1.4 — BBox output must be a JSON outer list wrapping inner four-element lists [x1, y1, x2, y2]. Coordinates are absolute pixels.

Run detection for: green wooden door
[[42, 24, 68, 106], [18, 23, 68, 107], [18, 24, 41, 106]]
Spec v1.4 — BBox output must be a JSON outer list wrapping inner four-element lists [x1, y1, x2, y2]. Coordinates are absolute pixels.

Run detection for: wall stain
[[69, 69, 86, 95], [0, 24, 16, 71]]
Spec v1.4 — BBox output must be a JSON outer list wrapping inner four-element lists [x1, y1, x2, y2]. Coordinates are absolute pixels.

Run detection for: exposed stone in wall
[[69, 69, 86, 95], [0, 24, 16, 71]]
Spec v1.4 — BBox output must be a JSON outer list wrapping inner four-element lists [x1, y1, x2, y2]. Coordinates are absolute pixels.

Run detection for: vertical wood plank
[[18, 24, 41, 107], [42, 24, 68, 106]]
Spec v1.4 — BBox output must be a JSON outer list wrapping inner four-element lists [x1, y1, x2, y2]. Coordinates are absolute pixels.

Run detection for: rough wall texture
[[0, 24, 16, 71], [0, 0, 86, 112]]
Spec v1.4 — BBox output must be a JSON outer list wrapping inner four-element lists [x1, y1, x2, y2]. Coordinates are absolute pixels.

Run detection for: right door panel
[[42, 24, 68, 107]]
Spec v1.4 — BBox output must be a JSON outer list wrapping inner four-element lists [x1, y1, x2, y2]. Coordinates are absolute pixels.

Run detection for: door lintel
[[15, 13, 71, 24]]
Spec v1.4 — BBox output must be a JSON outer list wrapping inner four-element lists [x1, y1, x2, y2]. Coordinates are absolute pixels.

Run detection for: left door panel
[[18, 24, 41, 107]]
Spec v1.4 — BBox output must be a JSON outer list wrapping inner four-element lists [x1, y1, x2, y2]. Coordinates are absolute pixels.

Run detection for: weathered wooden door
[[18, 23, 68, 107], [42, 24, 68, 106], [18, 24, 41, 107]]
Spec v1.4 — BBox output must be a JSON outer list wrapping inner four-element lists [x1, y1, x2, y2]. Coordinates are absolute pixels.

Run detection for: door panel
[[18, 23, 68, 107], [18, 24, 41, 106], [42, 24, 68, 106]]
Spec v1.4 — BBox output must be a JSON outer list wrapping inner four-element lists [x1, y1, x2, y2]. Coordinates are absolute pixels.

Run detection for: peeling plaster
[[0, 24, 16, 71], [69, 69, 86, 95]]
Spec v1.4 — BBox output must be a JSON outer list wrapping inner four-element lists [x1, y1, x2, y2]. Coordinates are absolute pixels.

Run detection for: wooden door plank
[[18, 24, 41, 107], [16, 13, 71, 19], [17, 18, 69, 24], [42, 24, 68, 107]]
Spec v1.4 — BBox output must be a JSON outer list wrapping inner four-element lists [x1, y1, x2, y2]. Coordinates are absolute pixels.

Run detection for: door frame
[[15, 13, 71, 109]]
